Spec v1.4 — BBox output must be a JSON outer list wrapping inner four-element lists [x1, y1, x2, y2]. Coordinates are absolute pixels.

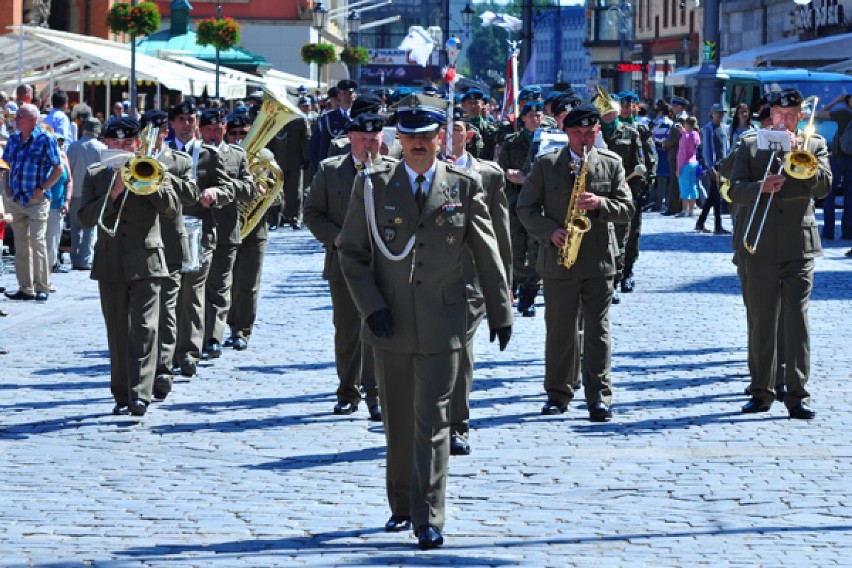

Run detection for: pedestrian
[[44, 133, 72, 278], [516, 103, 634, 422], [651, 102, 674, 212], [76, 117, 180, 416], [2, 103, 64, 302], [338, 94, 513, 550], [729, 89, 831, 420], [65, 117, 106, 270], [663, 96, 689, 215], [815, 93, 852, 240], [695, 104, 731, 234], [43, 91, 73, 143], [676, 116, 701, 217]]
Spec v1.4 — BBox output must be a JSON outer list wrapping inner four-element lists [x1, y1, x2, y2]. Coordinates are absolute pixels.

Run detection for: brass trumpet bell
[[782, 96, 819, 180], [592, 86, 620, 116], [121, 156, 165, 196]]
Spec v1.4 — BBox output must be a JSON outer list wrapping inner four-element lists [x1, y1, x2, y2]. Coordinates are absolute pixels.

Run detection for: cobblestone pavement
[[1, 212, 850, 567]]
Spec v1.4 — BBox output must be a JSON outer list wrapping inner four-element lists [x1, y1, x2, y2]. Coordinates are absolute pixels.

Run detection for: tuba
[[557, 146, 592, 269], [237, 89, 303, 240], [592, 86, 621, 116]]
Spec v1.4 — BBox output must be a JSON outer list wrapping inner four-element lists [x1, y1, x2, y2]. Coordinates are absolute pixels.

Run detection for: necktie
[[414, 174, 427, 211]]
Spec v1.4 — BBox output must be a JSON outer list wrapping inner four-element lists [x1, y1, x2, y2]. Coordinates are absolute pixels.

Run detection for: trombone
[[742, 96, 820, 254]]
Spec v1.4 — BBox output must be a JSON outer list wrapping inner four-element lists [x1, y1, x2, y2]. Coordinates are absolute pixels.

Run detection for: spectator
[[663, 96, 690, 215], [676, 116, 701, 217], [816, 94, 852, 240], [730, 102, 754, 147], [45, 133, 72, 280], [695, 104, 731, 234], [15, 84, 33, 105], [43, 91, 73, 142], [65, 117, 105, 271], [1, 103, 63, 302], [651, 102, 673, 212]]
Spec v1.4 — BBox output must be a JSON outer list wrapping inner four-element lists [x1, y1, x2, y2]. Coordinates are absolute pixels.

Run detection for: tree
[[465, 19, 508, 84]]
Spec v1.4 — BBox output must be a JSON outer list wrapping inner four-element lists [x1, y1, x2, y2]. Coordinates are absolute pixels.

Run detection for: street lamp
[[461, 3, 474, 38], [215, 2, 222, 99], [312, 1, 329, 89], [606, 0, 634, 92], [347, 11, 362, 84]]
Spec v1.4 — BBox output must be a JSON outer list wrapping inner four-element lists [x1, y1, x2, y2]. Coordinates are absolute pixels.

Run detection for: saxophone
[[556, 146, 592, 269]]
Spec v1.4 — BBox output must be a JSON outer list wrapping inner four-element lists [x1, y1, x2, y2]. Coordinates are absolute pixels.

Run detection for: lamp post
[[347, 10, 362, 84], [606, 0, 634, 92], [461, 3, 474, 41], [215, 2, 222, 99], [312, 1, 329, 89], [130, 0, 138, 116], [694, 0, 725, 120]]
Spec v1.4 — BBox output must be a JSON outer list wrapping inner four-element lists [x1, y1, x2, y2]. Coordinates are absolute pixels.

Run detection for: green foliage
[[196, 17, 241, 51], [465, 19, 508, 84], [106, 1, 161, 37], [301, 43, 338, 66], [340, 46, 370, 66]]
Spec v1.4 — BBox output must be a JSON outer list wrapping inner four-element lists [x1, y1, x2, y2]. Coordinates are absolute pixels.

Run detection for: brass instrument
[[592, 86, 620, 116], [557, 146, 592, 269], [743, 97, 819, 254], [625, 163, 647, 182], [238, 89, 302, 240]]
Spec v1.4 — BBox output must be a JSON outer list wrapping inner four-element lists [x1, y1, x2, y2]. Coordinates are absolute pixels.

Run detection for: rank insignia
[[436, 216, 445, 227], [383, 227, 396, 243], [446, 234, 457, 246]]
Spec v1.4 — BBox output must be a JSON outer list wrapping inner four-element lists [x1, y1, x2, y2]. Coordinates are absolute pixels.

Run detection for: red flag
[[501, 53, 514, 122]]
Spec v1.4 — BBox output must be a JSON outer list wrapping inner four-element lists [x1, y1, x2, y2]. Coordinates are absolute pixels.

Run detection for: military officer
[[200, 109, 257, 359], [167, 100, 232, 378], [338, 95, 513, 550], [498, 100, 545, 316], [441, 108, 512, 457], [309, 80, 357, 175], [224, 114, 269, 351], [138, 109, 198, 401], [516, 104, 635, 421], [460, 89, 491, 159], [729, 89, 831, 420], [77, 117, 180, 416], [598, 92, 643, 303], [303, 109, 388, 421]]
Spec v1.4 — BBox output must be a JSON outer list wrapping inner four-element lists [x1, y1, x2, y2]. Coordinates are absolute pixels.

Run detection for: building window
[[671, 0, 676, 26], [663, 1, 668, 29]]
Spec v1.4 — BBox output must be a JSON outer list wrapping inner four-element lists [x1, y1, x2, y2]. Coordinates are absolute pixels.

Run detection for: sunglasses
[[229, 129, 249, 136]]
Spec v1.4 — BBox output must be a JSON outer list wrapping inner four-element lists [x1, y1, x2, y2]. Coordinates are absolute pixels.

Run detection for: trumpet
[[742, 96, 819, 254]]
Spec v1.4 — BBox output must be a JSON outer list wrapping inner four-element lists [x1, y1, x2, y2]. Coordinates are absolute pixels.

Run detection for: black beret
[[104, 117, 141, 139], [461, 89, 485, 102], [422, 83, 439, 95], [169, 99, 197, 119], [768, 89, 803, 108], [199, 108, 227, 127], [337, 79, 358, 92], [670, 96, 689, 107], [350, 92, 382, 119], [450, 107, 469, 123], [326, 86, 339, 99], [226, 113, 252, 129], [348, 113, 386, 133], [518, 86, 542, 101], [141, 109, 168, 129], [520, 100, 544, 117], [562, 104, 600, 129], [551, 92, 583, 115]]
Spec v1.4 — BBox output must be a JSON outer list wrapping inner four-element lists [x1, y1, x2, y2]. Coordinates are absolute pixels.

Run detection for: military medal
[[394, 217, 403, 225], [446, 234, 457, 246]]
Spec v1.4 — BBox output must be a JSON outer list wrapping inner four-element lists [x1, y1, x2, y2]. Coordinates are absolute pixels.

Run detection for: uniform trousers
[[509, 211, 540, 290], [228, 230, 267, 340], [623, 205, 642, 279], [282, 168, 304, 223], [328, 281, 378, 407], [736, 261, 785, 388], [5, 197, 50, 294], [375, 347, 460, 532], [99, 278, 160, 405], [176, 247, 213, 364], [450, 291, 485, 440], [156, 267, 181, 382], [205, 244, 238, 344], [613, 222, 629, 281], [542, 276, 613, 407], [68, 196, 96, 268], [741, 258, 813, 409], [666, 172, 682, 214]]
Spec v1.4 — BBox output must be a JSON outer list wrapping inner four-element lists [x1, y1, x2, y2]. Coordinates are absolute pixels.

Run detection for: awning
[[0, 26, 244, 98]]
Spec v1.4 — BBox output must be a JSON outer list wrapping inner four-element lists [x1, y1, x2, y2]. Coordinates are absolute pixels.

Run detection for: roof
[[135, 29, 270, 74]]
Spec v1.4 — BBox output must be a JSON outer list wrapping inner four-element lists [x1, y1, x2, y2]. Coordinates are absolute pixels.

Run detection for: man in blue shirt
[[43, 91, 72, 142], [2, 103, 63, 302]]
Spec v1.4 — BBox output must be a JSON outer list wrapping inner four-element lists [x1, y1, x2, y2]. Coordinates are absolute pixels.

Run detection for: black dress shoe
[[384, 515, 412, 532], [788, 401, 816, 420], [222, 336, 235, 348], [5, 290, 35, 301], [206, 339, 222, 359], [153, 375, 172, 400], [416, 525, 444, 550], [129, 400, 148, 416], [775, 384, 788, 402], [450, 435, 471, 456], [620, 276, 635, 293], [742, 398, 771, 413], [368, 404, 382, 422], [112, 404, 130, 416], [180, 359, 197, 378], [611, 288, 621, 305], [232, 337, 248, 351], [541, 400, 567, 415], [268, 224, 278, 231], [743, 386, 752, 396], [35, 291, 48, 302], [521, 305, 536, 317], [290, 219, 302, 230], [589, 401, 613, 422], [333, 401, 358, 415]]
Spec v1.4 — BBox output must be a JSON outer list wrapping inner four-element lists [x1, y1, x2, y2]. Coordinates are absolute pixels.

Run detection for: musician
[[516, 104, 634, 421], [303, 109, 391, 421], [200, 109, 256, 360], [729, 89, 831, 420], [440, 108, 512, 457], [308, 80, 356, 175], [338, 95, 513, 549], [139, 110, 198, 400], [498, 100, 545, 316], [77, 117, 180, 416], [167, 100, 232, 378]]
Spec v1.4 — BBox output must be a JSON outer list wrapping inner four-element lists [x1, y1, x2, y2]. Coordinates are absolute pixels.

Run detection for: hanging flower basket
[[340, 46, 370, 66], [301, 43, 338, 66], [106, 1, 161, 37], [196, 17, 242, 51]]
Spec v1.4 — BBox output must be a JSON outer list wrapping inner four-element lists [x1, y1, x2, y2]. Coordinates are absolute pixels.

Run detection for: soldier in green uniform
[[440, 108, 512, 457], [338, 95, 513, 550], [498, 100, 544, 316], [460, 89, 491, 159], [303, 107, 390, 422], [598, 93, 643, 303], [77, 118, 181, 416], [516, 104, 634, 421], [729, 89, 831, 420]]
